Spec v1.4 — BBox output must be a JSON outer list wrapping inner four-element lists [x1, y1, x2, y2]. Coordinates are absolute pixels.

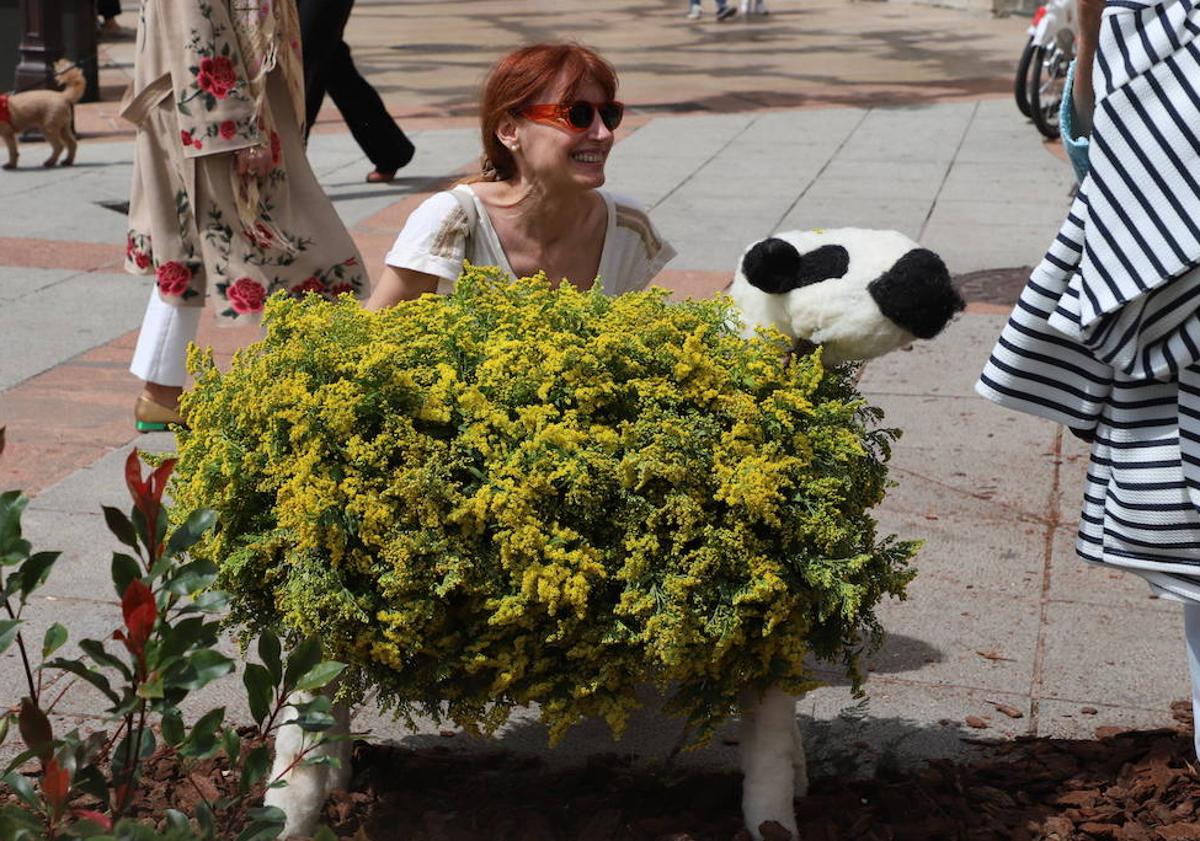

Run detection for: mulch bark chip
[[6, 706, 1200, 839]]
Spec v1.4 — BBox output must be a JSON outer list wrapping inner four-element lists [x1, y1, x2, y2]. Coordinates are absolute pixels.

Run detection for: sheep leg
[[739, 687, 802, 840], [263, 690, 353, 837]]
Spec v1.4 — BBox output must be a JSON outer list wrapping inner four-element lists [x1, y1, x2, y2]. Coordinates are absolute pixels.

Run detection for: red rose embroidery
[[135, 251, 151, 270], [342, 256, 357, 267], [155, 261, 191, 297], [193, 139, 203, 150], [227, 277, 267, 314], [219, 120, 236, 140], [270, 130, 281, 166], [244, 222, 275, 249], [180, 130, 193, 147], [291, 277, 327, 297], [197, 55, 237, 99], [330, 283, 355, 297]]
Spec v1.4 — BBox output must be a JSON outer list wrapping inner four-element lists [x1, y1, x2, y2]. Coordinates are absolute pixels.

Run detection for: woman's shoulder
[[600, 190, 669, 258], [413, 188, 468, 218]]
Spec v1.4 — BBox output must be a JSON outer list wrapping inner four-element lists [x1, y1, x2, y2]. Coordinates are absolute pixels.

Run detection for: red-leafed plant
[[0, 431, 346, 840]]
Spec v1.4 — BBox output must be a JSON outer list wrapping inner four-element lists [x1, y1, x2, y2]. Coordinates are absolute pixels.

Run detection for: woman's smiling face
[[512, 74, 615, 191]]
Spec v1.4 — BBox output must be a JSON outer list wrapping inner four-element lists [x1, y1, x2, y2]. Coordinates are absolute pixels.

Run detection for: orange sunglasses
[[516, 100, 625, 133]]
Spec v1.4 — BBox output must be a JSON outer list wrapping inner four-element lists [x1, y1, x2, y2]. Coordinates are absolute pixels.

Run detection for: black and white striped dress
[[977, 0, 1200, 602]]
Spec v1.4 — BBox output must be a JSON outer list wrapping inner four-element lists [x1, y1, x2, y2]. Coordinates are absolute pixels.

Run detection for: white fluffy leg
[[324, 700, 353, 795], [739, 687, 801, 840], [263, 691, 352, 837], [791, 712, 808, 797]]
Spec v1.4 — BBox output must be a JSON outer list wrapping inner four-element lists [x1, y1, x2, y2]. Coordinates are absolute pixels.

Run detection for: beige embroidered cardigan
[[121, 0, 367, 323]]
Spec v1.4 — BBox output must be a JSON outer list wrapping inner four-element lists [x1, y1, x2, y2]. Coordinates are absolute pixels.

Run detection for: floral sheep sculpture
[[170, 251, 957, 838]]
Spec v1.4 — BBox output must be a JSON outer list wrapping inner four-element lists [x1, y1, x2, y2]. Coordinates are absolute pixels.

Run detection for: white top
[[384, 185, 676, 296]]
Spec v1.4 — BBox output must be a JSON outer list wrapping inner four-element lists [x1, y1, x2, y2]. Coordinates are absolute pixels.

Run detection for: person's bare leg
[[142, 382, 183, 410]]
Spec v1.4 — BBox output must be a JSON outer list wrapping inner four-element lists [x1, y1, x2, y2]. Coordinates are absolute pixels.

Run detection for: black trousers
[[97, 0, 121, 18], [298, 0, 414, 172]]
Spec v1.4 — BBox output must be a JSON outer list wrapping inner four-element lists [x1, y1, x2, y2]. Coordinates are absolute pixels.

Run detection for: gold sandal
[[135, 395, 187, 433]]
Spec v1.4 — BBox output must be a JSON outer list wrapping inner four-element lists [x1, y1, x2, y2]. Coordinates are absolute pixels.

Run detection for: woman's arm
[[1072, 0, 1106, 136], [365, 266, 440, 310]]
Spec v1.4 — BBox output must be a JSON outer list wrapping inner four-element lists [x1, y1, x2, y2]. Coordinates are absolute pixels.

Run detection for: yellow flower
[[171, 269, 917, 745]]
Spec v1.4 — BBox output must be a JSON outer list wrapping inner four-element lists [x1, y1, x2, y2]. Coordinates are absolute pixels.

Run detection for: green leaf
[[236, 815, 286, 841], [221, 726, 240, 765], [0, 539, 30, 568], [110, 727, 155, 785], [164, 557, 218, 597], [313, 827, 338, 841], [258, 630, 282, 685], [0, 804, 40, 841], [111, 553, 141, 598], [180, 707, 225, 759], [0, 714, 9, 747], [244, 806, 286, 823], [238, 744, 271, 795], [72, 762, 109, 804], [294, 661, 346, 692], [41, 623, 67, 659], [17, 551, 59, 602], [242, 663, 274, 726], [178, 589, 230, 615], [175, 649, 234, 691], [158, 616, 215, 661], [79, 639, 132, 680], [283, 636, 322, 689], [102, 506, 139, 553], [45, 658, 120, 706], [136, 673, 164, 699], [0, 770, 37, 808], [292, 695, 334, 732], [0, 491, 29, 557], [195, 801, 216, 836], [165, 508, 218, 559], [160, 708, 184, 747], [163, 809, 190, 833], [0, 619, 22, 656]]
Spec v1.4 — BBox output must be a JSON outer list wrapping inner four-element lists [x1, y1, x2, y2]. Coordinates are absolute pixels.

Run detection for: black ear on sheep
[[742, 239, 850, 294], [867, 248, 964, 340]]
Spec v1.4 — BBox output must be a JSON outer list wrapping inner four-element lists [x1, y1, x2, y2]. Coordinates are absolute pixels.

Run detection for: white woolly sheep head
[[730, 228, 964, 364]]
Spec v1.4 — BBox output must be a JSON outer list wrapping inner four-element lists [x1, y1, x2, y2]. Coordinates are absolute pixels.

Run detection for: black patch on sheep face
[[867, 248, 965, 339], [742, 238, 850, 294]]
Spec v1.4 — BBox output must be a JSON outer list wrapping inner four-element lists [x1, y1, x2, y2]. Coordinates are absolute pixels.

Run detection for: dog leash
[[5, 56, 94, 96]]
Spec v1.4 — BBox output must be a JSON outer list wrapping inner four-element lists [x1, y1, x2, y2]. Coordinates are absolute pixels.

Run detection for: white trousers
[[129, 288, 202, 388]]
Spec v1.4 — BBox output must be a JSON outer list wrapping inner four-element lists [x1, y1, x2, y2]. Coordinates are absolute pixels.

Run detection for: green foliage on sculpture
[[173, 267, 919, 744]]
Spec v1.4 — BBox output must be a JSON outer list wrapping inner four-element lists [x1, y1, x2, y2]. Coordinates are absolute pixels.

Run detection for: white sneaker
[[739, 0, 751, 14], [754, 0, 769, 13], [686, 5, 702, 18]]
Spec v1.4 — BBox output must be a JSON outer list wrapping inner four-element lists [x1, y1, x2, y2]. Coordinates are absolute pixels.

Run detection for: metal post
[[14, 0, 63, 94]]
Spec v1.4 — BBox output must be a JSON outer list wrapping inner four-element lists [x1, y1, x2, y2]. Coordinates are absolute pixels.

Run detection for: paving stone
[[1039, 601, 1191, 710]]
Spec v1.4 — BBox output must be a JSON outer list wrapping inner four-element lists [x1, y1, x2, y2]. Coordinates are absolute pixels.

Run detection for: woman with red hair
[[367, 43, 675, 308]]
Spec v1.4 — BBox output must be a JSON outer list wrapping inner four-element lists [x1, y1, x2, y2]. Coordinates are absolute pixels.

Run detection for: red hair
[[474, 43, 618, 182]]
